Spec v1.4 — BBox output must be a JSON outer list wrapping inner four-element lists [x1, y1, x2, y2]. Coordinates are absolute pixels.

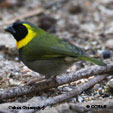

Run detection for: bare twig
[[0, 63, 113, 100], [0, 75, 106, 113], [45, 0, 69, 9], [56, 63, 113, 85], [3, 7, 44, 25]]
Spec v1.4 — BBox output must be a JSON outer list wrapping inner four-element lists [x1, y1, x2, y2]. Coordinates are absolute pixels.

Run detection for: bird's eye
[[19, 25, 25, 29], [13, 24, 25, 30]]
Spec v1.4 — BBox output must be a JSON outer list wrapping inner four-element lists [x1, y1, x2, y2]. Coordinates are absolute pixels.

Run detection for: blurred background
[[0, 0, 113, 58], [0, 0, 113, 108]]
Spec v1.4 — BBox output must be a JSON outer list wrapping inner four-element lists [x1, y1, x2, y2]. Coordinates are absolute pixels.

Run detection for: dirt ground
[[0, 0, 113, 113]]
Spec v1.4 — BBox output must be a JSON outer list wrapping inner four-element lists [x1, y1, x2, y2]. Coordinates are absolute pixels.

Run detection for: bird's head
[[5, 21, 37, 49]]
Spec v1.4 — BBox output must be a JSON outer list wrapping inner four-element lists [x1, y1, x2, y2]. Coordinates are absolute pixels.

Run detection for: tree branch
[[0, 75, 106, 113], [0, 63, 112, 100]]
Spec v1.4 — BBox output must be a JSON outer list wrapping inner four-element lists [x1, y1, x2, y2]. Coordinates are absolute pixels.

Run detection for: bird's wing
[[23, 31, 85, 61]]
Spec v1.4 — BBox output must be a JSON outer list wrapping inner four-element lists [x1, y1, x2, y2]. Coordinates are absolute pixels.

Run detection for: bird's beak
[[5, 24, 16, 34]]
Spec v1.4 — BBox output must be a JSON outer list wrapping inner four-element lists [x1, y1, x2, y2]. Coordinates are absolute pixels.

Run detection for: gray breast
[[22, 57, 73, 78], [19, 48, 74, 78]]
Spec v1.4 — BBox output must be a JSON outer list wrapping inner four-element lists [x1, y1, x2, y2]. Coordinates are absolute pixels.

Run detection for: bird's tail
[[78, 56, 106, 66]]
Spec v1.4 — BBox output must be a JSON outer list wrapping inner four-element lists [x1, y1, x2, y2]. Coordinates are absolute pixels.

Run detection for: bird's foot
[[26, 76, 45, 85], [46, 75, 57, 83]]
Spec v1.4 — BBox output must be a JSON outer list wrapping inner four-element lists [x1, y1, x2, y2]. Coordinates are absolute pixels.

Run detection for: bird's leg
[[46, 75, 58, 85], [26, 75, 45, 85]]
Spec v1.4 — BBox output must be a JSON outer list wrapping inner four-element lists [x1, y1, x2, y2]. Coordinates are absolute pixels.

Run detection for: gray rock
[[106, 39, 113, 49]]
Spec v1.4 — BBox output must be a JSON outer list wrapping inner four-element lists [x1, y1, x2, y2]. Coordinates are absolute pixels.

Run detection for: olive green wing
[[23, 28, 106, 66], [23, 29, 85, 61]]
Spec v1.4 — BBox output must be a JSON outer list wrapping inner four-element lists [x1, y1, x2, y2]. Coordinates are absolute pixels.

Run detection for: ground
[[0, 0, 113, 113]]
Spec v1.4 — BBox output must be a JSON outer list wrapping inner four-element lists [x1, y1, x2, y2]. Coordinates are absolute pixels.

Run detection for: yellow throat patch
[[16, 24, 37, 49]]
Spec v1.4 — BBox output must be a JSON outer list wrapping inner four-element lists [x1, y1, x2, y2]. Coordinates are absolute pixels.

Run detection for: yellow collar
[[16, 24, 36, 49]]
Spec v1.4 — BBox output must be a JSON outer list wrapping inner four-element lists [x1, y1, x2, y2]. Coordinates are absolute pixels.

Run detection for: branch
[[0, 63, 113, 100], [0, 75, 106, 113], [3, 7, 44, 25], [56, 62, 113, 84], [45, 0, 69, 9]]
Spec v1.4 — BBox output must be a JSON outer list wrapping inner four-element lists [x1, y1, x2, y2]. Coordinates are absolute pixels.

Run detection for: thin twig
[[0, 75, 106, 113], [3, 8, 44, 25], [45, 0, 69, 9], [0, 63, 113, 100]]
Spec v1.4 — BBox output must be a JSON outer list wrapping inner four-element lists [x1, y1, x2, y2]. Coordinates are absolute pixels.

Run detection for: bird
[[5, 21, 106, 79]]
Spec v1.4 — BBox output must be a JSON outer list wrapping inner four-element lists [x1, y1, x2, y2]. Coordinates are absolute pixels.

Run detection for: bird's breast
[[22, 56, 74, 78]]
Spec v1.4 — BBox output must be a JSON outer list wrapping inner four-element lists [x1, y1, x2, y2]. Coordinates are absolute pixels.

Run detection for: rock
[[105, 79, 113, 93], [38, 14, 57, 33], [0, 0, 24, 8], [102, 50, 111, 59], [92, 84, 100, 91], [0, 33, 16, 48], [105, 39, 113, 49], [68, 4, 82, 14]]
